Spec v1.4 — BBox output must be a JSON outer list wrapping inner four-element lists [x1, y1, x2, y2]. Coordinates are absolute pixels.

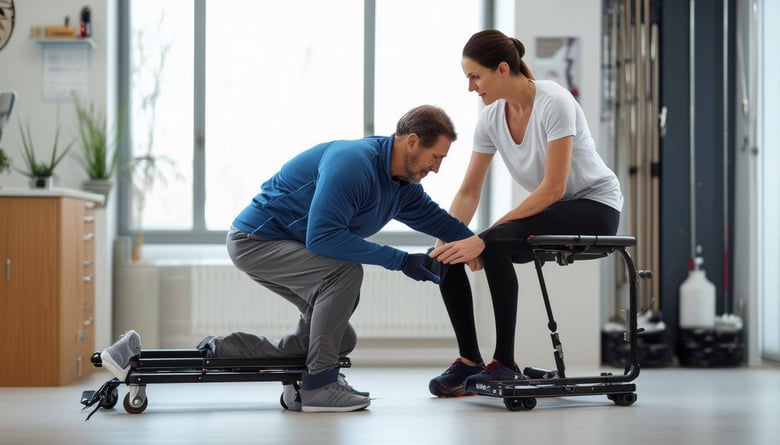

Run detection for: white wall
[[757, 0, 780, 362], [733, 0, 759, 365], [0, 0, 117, 349], [0, 1, 110, 187]]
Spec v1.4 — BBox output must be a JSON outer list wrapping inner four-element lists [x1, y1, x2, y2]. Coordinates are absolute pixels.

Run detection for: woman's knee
[[479, 223, 518, 244]]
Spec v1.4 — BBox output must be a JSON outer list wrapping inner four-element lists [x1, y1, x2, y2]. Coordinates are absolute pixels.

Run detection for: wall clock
[[0, 0, 15, 51]]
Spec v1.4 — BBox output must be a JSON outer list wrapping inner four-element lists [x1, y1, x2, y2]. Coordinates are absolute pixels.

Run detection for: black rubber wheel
[[99, 387, 119, 409], [123, 392, 148, 414], [280, 393, 289, 409], [611, 392, 637, 406], [504, 397, 536, 411]]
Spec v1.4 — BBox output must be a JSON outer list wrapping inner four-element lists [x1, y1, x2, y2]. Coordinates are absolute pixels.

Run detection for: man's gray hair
[[396, 105, 457, 147]]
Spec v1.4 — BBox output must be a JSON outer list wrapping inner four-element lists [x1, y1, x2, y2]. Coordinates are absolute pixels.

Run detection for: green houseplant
[[0, 148, 11, 187], [74, 96, 119, 201], [0, 148, 10, 173], [125, 150, 177, 262], [17, 121, 75, 189]]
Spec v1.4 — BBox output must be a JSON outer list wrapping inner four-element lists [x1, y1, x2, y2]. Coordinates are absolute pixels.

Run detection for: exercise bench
[[80, 348, 350, 419], [471, 234, 651, 411]]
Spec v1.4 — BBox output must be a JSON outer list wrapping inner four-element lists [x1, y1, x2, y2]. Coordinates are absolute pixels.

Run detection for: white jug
[[679, 257, 716, 328]]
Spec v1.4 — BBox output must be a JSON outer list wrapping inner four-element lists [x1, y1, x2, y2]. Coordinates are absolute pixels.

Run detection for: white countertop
[[0, 186, 105, 205]]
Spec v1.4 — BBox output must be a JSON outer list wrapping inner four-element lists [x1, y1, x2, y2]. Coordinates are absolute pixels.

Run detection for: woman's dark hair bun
[[511, 38, 525, 58]]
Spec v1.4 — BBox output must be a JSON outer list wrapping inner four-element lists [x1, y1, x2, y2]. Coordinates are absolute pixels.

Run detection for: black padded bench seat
[[527, 234, 637, 266]]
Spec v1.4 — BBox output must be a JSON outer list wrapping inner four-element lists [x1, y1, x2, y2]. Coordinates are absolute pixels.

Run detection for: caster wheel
[[610, 392, 637, 407], [100, 387, 119, 409], [280, 393, 288, 409], [123, 392, 148, 414], [504, 397, 536, 411]]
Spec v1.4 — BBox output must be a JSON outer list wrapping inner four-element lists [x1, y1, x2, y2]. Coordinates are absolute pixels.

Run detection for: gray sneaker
[[280, 384, 302, 411], [300, 380, 371, 412], [338, 373, 370, 397], [100, 330, 141, 381]]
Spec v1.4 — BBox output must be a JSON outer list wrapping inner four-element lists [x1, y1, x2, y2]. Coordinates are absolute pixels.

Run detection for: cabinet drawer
[[0, 196, 99, 385]]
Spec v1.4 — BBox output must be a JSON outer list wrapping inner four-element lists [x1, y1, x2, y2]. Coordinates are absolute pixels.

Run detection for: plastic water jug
[[679, 257, 716, 328]]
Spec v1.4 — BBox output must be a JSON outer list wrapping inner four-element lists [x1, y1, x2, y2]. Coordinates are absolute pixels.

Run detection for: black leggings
[[438, 199, 620, 367]]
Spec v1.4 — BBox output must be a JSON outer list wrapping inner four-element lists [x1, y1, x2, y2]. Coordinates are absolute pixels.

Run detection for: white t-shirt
[[473, 80, 623, 212]]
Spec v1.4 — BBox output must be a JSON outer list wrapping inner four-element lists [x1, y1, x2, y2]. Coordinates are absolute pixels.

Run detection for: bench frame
[[471, 235, 648, 411]]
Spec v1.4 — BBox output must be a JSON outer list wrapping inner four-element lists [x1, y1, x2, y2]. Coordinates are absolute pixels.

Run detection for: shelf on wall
[[34, 38, 96, 48]]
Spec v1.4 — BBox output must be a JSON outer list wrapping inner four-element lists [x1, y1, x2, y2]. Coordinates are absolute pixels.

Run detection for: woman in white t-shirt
[[427, 29, 623, 397]]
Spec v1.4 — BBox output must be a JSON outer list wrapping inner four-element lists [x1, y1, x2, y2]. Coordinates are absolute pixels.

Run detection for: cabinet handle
[[83, 275, 93, 282], [83, 260, 93, 267], [82, 233, 94, 241], [83, 216, 95, 223], [4, 259, 9, 281]]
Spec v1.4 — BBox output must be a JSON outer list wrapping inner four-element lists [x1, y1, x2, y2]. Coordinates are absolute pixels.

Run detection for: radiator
[[120, 257, 600, 366], [188, 264, 455, 340]]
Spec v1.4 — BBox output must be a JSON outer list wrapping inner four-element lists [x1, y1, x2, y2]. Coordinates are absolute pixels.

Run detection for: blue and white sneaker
[[429, 358, 485, 397], [464, 361, 526, 392]]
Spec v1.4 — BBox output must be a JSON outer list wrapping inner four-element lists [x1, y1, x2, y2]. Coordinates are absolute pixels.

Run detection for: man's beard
[[401, 151, 422, 183]]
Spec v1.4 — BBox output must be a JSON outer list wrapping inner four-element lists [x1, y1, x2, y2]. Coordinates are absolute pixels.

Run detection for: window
[[204, 0, 364, 232], [126, 0, 194, 231], [374, 0, 483, 232], [120, 0, 488, 244]]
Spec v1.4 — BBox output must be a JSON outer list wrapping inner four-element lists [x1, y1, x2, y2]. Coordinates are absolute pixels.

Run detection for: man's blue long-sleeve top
[[232, 135, 474, 270]]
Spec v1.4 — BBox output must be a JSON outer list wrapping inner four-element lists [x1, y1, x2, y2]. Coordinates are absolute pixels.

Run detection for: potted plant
[[125, 152, 177, 262], [17, 121, 75, 189], [74, 96, 119, 202], [0, 148, 10, 172], [0, 148, 11, 188]]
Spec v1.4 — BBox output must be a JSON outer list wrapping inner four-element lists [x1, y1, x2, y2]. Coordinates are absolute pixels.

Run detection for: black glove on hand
[[401, 253, 441, 284], [426, 247, 449, 282]]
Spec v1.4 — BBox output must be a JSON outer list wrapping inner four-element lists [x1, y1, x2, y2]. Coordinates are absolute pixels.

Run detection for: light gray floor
[[1, 365, 778, 445]]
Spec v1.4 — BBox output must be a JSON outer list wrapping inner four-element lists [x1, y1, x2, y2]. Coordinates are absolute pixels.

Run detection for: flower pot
[[83, 179, 114, 205], [30, 176, 54, 189], [132, 232, 144, 263]]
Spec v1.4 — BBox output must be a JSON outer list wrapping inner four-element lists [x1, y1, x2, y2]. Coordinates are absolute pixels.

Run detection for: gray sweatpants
[[222, 227, 362, 374]]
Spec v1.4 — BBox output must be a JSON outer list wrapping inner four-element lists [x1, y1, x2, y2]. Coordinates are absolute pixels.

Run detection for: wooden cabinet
[[0, 196, 98, 386]]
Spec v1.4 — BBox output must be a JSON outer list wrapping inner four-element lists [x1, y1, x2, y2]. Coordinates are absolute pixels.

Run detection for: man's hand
[[401, 253, 441, 284]]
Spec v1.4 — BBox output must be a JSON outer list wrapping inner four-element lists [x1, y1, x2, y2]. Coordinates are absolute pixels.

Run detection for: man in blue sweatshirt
[[98, 105, 472, 411], [223, 105, 473, 412]]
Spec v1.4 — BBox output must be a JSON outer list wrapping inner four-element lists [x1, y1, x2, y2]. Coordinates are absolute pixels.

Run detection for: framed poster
[[534, 37, 581, 101]]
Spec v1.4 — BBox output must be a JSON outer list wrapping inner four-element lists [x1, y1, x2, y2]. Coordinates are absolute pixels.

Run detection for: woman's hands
[[429, 235, 485, 271]]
